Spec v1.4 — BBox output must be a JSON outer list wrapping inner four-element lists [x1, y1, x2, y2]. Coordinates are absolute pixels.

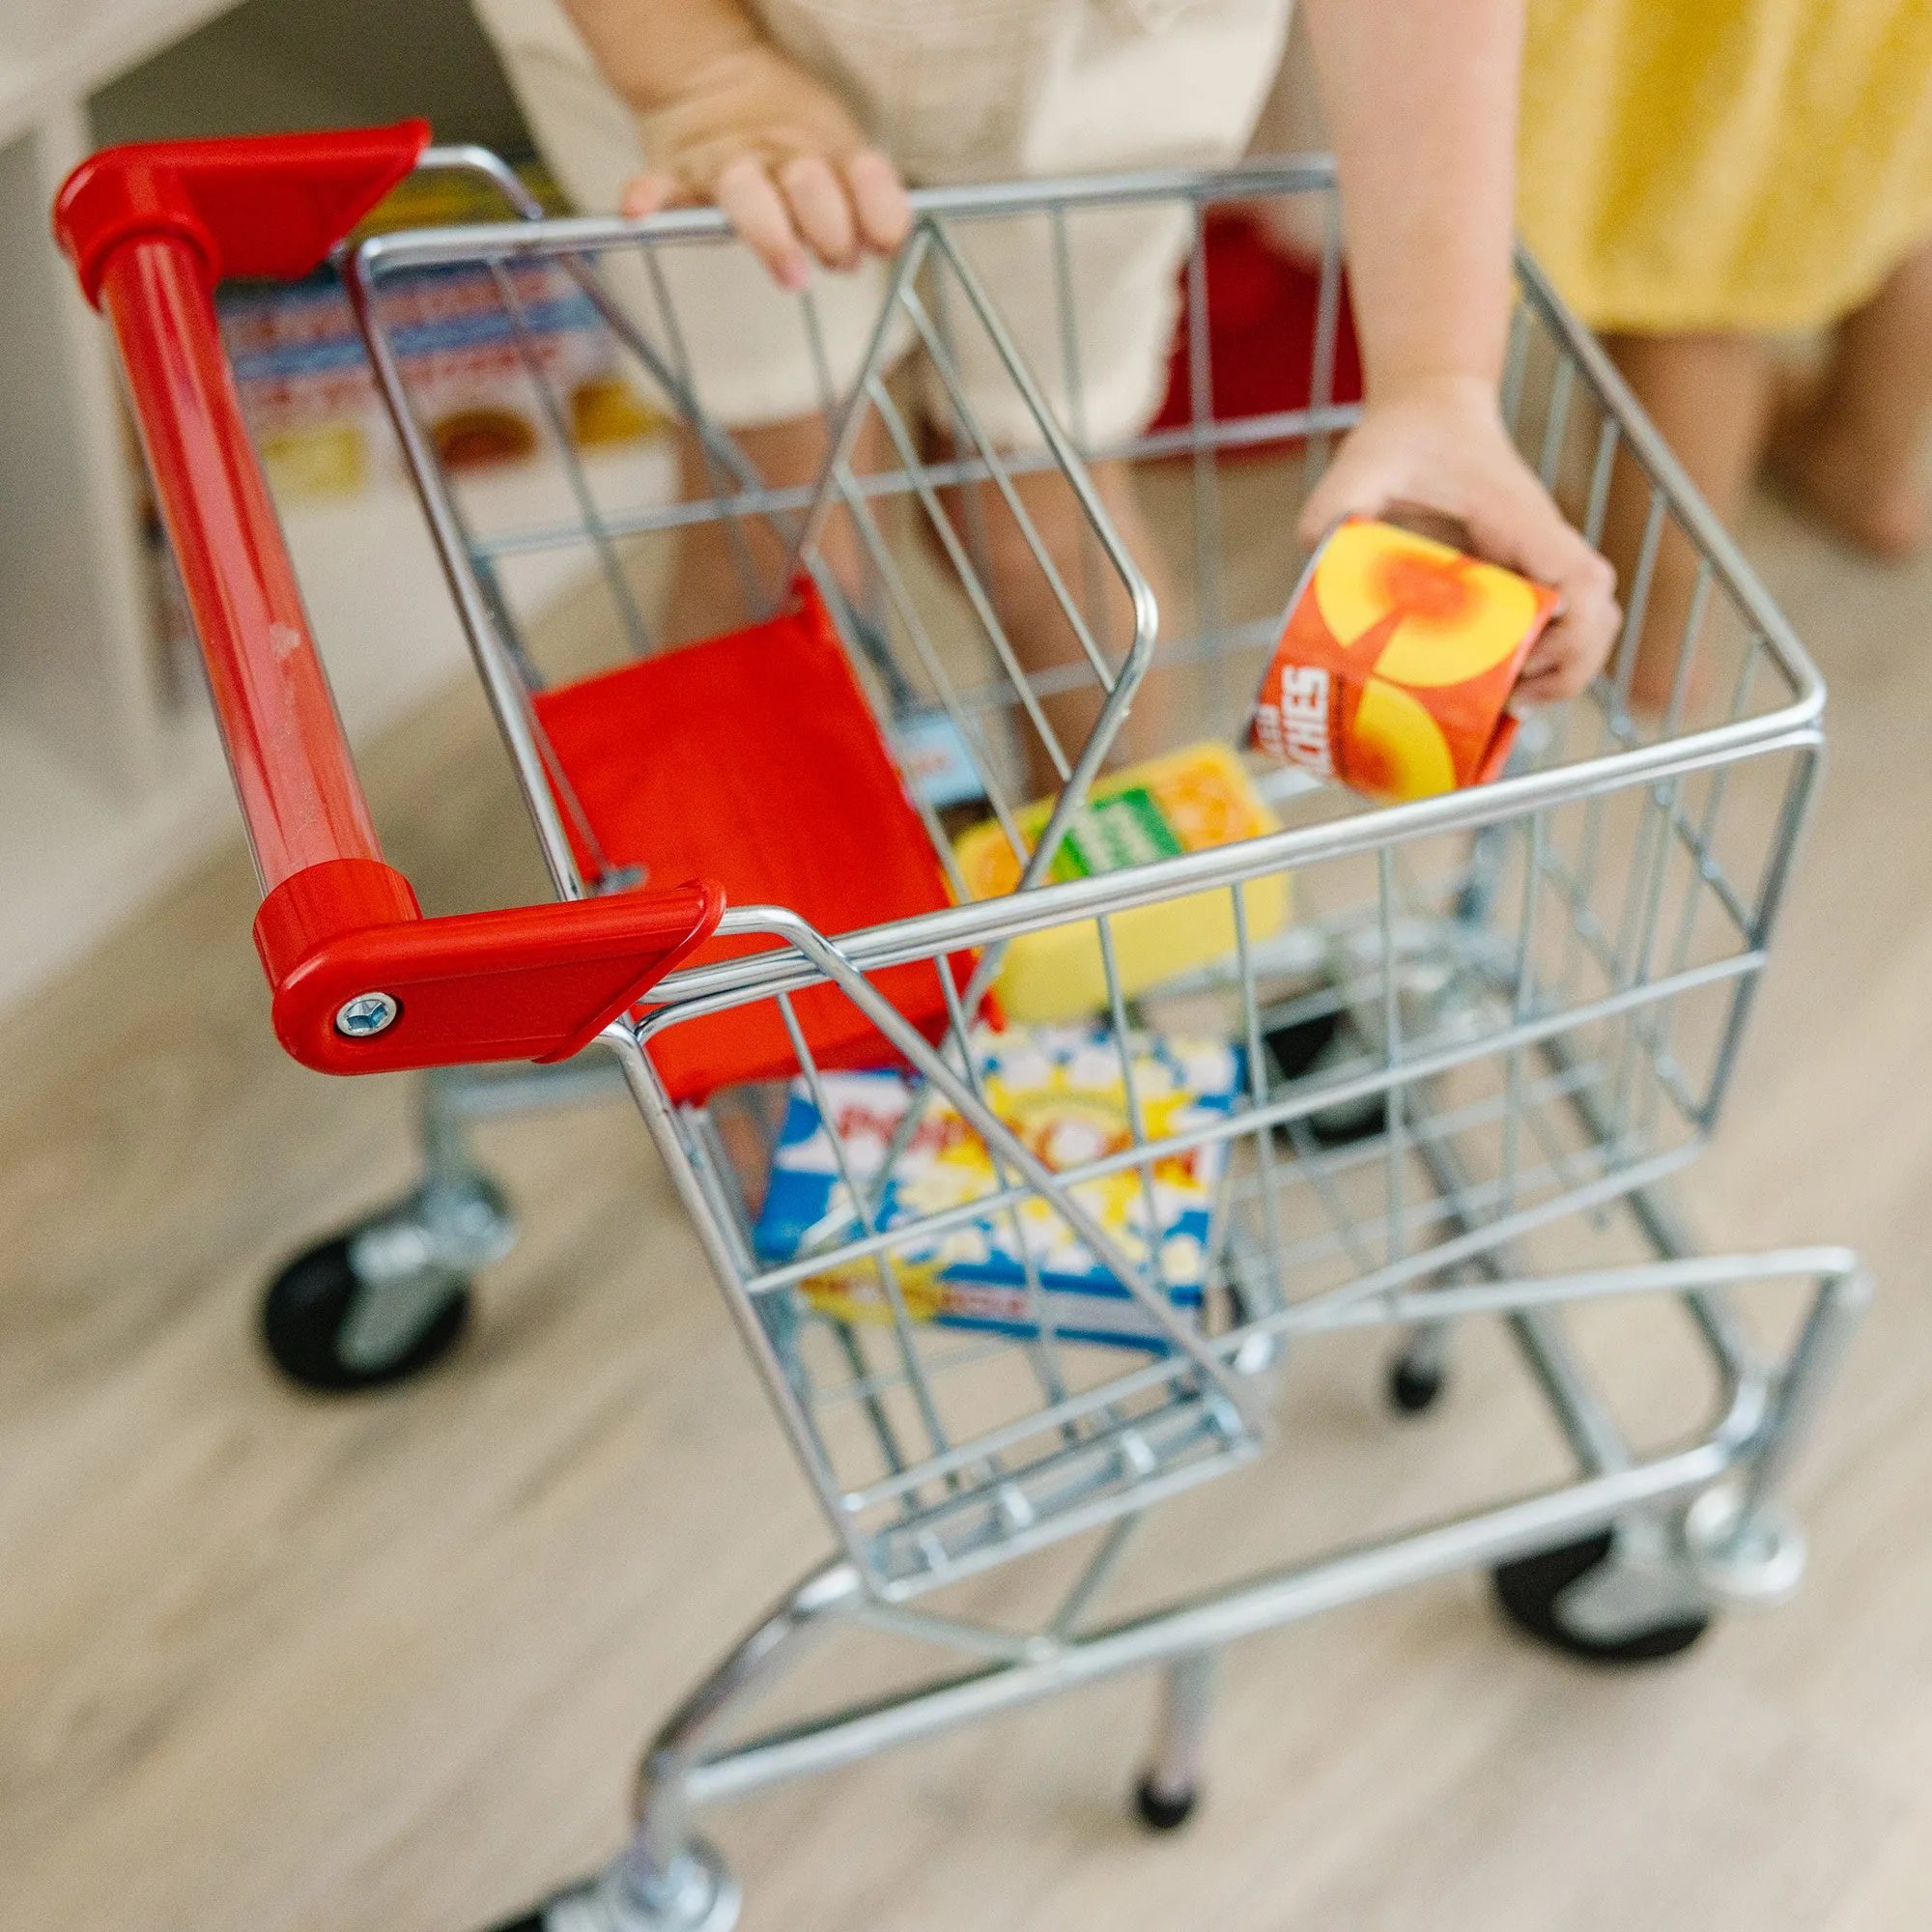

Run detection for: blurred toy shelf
[[0, 445, 671, 1010], [0, 0, 648, 1014]]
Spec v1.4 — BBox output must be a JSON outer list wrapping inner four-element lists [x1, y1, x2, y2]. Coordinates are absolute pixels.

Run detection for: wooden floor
[[3, 476, 1927, 1932]]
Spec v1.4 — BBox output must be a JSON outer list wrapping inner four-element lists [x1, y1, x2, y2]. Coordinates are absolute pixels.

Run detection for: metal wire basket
[[64, 125, 1865, 1932]]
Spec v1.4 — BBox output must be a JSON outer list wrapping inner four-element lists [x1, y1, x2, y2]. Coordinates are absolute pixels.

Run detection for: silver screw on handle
[[335, 992, 400, 1037]]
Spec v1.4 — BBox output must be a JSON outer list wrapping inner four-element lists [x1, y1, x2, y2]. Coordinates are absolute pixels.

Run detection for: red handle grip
[[53, 128, 724, 1073]]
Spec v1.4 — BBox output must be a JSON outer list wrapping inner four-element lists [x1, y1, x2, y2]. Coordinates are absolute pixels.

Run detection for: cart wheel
[[1492, 1532, 1710, 1664], [261, 1234, 469, 1394], [1134, 1774, 1199, 1833], [1388, 1354, 1445, 1413], [487, 1842, 740, 1931], [1264, 1013, 1386, 1145]]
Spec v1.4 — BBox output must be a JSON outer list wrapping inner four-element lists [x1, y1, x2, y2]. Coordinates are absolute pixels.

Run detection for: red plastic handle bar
[[53, 127, 724, 1074]]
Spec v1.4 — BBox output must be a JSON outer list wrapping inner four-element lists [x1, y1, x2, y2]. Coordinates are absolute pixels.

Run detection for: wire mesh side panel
[[345, 160, 1819, 927], [641, 934, 1264, 1603], [635, 674, 1812, 1597], [343, 184, 1179, 910], [1153, 741, 1821, 1326], [338, 160, 1828, 1592]]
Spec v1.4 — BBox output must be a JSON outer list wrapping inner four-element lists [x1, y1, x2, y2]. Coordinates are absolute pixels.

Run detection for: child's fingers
[[1512, 650, 1587, 706], [1515, 581, 1624, 704], [1508, 610, 1618, 705], [716, 154, 812, 291], [1468, 497, 1621, 699], [778, 156, 860, 270], [1526, 561, 1621, 700], [620, 171, 688, 219], [845, 149, 912, 254]]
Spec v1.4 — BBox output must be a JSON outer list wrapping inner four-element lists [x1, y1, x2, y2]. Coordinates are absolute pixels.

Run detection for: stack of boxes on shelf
[[144, 161, 667, 696]]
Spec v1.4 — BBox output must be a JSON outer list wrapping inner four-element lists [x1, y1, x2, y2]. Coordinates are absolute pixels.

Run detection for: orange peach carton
[[1249, 517, 1561, 803]]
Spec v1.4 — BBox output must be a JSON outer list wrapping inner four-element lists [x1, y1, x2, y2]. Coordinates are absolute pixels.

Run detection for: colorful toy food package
[[1249, 518, 1561, 803], [753, 1025, 1243, 1350], [217, 165, 659, 502], [952, 742, 1290, 1022]]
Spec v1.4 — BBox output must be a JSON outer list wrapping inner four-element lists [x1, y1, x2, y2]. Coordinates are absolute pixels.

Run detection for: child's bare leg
[[666, 424, 1169, 805], [661, 412, 877, 646], [943, 456, 1174, 796], [1603, 330, 1777, 709], [1768, 239, 1932, 560]]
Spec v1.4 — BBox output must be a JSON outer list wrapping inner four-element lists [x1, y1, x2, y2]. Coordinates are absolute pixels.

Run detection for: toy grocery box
[[1250, 517, 1559, 802], [218, 261, 657, 498], [753, 1025, 1243, 1350], [211, 166, 658, 501], [952, 742, 1290, 1022]]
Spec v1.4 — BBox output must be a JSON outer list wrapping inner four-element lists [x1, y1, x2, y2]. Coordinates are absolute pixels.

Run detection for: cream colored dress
[[470, 0, 1296, 437]]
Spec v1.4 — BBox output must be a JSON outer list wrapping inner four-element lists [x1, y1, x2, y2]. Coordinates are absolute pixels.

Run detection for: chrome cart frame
[[59, 128, 1866, 1932]]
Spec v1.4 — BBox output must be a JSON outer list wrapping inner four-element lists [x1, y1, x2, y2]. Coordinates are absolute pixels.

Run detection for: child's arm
[[1299, 0, 1619, 700], [559, 0, 910, 290]]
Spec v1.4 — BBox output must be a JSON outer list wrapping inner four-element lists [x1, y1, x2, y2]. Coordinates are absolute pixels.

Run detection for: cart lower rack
[[55, 125, 1865, 1932]]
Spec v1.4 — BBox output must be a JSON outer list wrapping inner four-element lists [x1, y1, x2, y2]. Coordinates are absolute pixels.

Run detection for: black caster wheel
[[486, 1847, 738, 1932], [261, 1235, 469, 1394], [1493, 1531, 1711, 1664], [1264, 1014, 1387, 1146], [1134, 1776, 1199, 1832], [1388, 1354, 1445, 1413]]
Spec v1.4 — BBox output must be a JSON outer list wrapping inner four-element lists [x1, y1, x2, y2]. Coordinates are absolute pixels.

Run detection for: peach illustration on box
[[1250, 518, 1560, 803]]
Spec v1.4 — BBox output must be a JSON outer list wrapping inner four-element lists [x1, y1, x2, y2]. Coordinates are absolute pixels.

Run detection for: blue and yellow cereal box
[[753, 1025, 1242, 1350]]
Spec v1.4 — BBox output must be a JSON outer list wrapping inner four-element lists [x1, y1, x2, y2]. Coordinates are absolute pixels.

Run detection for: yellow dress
[[1517, 0, 1932, 334]]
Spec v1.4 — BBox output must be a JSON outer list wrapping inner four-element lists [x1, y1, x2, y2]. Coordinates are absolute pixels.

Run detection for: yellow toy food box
[[952, 741, 1290, 1022]]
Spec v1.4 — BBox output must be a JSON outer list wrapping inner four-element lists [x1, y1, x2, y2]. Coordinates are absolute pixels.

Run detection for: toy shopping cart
[[57, 124, 1866, 1932]]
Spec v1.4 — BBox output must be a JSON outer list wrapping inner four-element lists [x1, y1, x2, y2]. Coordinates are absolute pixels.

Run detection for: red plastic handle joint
[[255, 863, 725, 1074], [52, 124, 730, 1076], [53, 120, 430, 306]]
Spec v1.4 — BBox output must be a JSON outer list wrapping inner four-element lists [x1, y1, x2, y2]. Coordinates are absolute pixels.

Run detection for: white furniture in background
[[0, 0, 535, 1012]]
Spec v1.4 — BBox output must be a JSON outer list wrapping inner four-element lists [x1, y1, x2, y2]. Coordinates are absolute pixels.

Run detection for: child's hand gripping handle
[[53, 127, 724, 1074]]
